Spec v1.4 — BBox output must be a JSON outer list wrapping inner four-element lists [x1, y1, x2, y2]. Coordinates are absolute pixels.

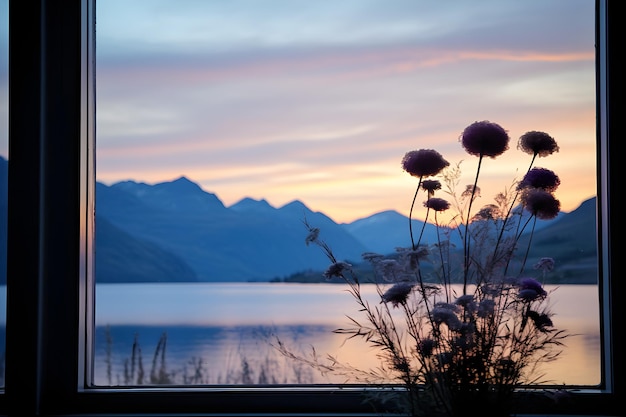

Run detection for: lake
[[92, 282, 601, 387]]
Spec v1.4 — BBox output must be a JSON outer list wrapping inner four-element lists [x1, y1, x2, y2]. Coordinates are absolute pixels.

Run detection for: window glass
[[94, 0, 598, 387], [0, 0, 8, 389]]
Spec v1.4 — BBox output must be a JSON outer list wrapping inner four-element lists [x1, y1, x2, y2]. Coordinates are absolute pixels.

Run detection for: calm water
[[93, 282, 601, 387]]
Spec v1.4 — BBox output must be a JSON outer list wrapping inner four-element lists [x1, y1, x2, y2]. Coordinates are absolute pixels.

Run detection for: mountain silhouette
[[95, 178, 368, 282], [0, 158, 598, 284]]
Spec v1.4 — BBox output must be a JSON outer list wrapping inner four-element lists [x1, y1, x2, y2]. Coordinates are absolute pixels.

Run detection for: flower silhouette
[[282, 121, 570, 417]]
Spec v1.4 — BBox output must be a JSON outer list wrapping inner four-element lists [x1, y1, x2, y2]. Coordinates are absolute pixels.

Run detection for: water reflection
[[93, 283, 600, 386]]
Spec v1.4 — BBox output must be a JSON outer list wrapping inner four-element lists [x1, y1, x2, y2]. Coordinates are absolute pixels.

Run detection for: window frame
[[2, 0, 622, 415]]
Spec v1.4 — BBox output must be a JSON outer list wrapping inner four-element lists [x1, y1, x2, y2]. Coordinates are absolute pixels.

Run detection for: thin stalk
[[408, 178, 423, 250], [463, 155, 484, 295]]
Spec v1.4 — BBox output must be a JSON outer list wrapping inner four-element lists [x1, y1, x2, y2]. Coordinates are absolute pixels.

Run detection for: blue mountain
[[95, 177, 368, 282], [0, 161, 596, 284]]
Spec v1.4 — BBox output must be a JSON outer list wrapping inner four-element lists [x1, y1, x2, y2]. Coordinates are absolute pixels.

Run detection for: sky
[[0, 0, 597, 224]]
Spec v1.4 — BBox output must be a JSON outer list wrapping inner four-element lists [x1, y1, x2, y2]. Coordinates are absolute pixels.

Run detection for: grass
[[100, 325, 316, 386]]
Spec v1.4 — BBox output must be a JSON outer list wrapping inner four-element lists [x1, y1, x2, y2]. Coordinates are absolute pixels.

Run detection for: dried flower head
[[473, 204, 502, 221], [460, 120, 510, 158], [518, 130, 560, 157], [477, 299, 496, 318], [305, 227, 320, 246], [521, 188, 561, 220], [323, 262, 352, 279], [534, 257, 555, 273], [431, 306, 462, 330], [401, 149, 450, 178], [461, 184, 480, 199], [381, 282, 415, 307], [517, 167, 561, 192], [292, 121, 568, 417], [419, 338, 437, 356], [421, 179, 442, 196], [424, 197, 450, 212], [517, 277, 547, 301]]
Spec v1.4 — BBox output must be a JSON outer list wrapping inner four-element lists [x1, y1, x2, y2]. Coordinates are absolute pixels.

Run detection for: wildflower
[[401, 149, 450, 178], [431, 305, 462, 330], [460, 120, 510, 158], [305, 227, 320, 246], [521, 189, 561, 220], [534, 257, 555, 273], [419, 338, 437, 356], [455, 294, 476, 313], [477, 299, 496, 317], [381, 282, 415, 307], [421, 179, 442, 196], [527, 310, 554, 332], [323, 262, 352, 279], [518, 130, 560, 157], [424, 197, 450, 212], [294, 121, 568, 416], [517, 277, 547, 301], [362, 252, 384, 263], [473, 204, 501, 221], [377, 259, 402, 282], [461, 184, 480, 199], [517, 167, 561, 192], [397, 246, 429, 270]]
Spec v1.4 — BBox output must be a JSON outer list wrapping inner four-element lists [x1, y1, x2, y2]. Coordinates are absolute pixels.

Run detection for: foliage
[[277, 121, 570, 416]]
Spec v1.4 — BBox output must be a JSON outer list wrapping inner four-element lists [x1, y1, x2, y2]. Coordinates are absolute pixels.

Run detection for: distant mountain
[[341, 205, 564, 257], [95, 177, 368, 282], [341, 209, 452, 255], [516, 196, 597, 283], [0, 161, 598, 284], [95, 215, 198, 283]]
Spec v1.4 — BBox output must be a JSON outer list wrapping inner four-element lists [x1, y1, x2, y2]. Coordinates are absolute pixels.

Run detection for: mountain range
[[0, 156, 598, 284]]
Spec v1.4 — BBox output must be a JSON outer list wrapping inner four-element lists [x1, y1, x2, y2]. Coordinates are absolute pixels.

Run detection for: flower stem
[[463, 154, 483, 294], [408, 178, 423, 250]]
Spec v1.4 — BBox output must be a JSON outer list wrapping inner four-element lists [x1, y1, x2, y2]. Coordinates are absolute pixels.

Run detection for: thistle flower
[[397, 246, 430, 270], [424, 197, 450, 212], [455, 294, 476, 313], [461, 184, 480, 199], [517, 167, 561, 192], [534, 257, 555, 273], [419, 338, 437, 357], [421, 179, 442, 196], [362, 252, 384, 263], [431, 306, 462, 330], [518, 130, 560, 157], [294, 121, 568, 417], [305, 227, 320, 246], [517, 277, 547, 301], [381, 282, 415, 307], [402, 149, 450, 178], [323, 262, 352, 279], [460, 120, 510, 158], [477, 299, 496, 318], [521, 188, 561, 220], [473, 204, 502, 221], [377, 259, 402, 282]]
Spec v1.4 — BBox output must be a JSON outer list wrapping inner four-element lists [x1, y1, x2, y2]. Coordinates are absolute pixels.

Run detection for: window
[[0, 0, 7, 390], [1, 0, 621, 415], [92, 0, 602, 391]]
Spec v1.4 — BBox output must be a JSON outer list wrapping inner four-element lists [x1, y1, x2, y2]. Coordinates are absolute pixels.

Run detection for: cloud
[[91, 0, 596, 222]]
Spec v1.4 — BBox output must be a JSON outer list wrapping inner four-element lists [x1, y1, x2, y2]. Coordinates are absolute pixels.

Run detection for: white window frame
[[2, 0, 621, 415]]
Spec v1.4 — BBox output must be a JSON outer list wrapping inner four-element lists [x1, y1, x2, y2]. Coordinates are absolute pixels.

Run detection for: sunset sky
[[0, 1, 597, 224]]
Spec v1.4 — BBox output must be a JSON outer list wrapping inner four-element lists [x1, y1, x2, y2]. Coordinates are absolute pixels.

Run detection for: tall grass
[[100, 325, 315, 386]]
